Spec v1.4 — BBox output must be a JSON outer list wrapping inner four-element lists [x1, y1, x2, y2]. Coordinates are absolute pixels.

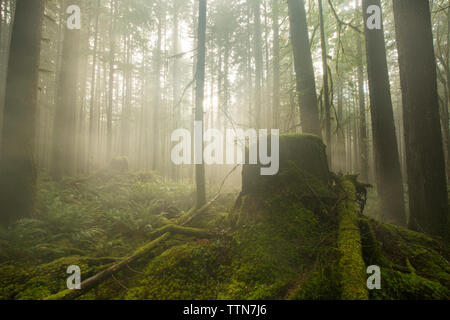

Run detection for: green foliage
[[0, 171, 197, 263], [360, 217, 450, 300], [125, 240, 232, 300], [289, 266, 341, 300], [371, 269, 449, 300], [1, 152, 448, 300]]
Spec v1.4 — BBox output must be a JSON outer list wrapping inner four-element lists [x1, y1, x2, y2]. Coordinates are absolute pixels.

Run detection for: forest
[[0, 0, 449, 301]]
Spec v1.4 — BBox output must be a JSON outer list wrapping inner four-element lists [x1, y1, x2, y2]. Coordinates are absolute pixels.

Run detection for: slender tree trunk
[[0, 0, 8, 149], [152, 16, 162, 172], [195, 0, 207, 208], [393, 0, 449, 238], [88, 0, 101, 170], [106, 0, 116, 161], [336, 79, 346, 172], [272, 0, 280, 129], [356, 36, 369, 182], [0, 0, 44, 225], [121, 35, 131, 158], [363, 0, 406, 226], [252, 0, 263, 129], [51, 0, 81, 180], [76, 13, 92, 174], [346, 102, 353, 172], [445, 6, 450, 180], [172, 0, 180, 180], [287, 0, 321, 136], [246, 5, 252, 127], [319, 0, 331, 166], [263, 0, 270, 128]]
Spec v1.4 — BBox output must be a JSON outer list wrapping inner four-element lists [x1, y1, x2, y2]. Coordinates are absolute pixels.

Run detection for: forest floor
[[0, 136, 449, 300]]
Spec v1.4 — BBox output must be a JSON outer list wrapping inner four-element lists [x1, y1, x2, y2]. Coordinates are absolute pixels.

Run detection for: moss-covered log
[[44, 232, 171, 300], [359, 217, 450, 299], [337, 180, 369, 300], [148, 224, 214, 239]]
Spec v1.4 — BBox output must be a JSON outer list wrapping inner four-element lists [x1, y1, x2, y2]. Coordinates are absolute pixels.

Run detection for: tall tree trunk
[[0, 0, 8, 150], [287, 0, 321, 136], [357, 37, 369, 182], [445, 5, 450, 180], [76, 12, 92, 174], [272, 0, 280, 129], [0, 0, 44, 225], [318, 0, 331, 166], [336, 79, 346, 172], [363, 0, 406, 226], [51, 0, 81, 180], [121, 35, 131, 157], [393, 0, 449, 238], [106, 0, 116, 161], [252, 0, 263, 129], [88, 0, 101, 170], [172, 0, 180, 180], [195, 0, 207, 208], [152, 16, 162, 172], [246, 4, 253, 127]]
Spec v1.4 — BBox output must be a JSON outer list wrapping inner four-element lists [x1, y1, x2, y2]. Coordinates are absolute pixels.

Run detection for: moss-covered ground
[[0, 134, 448, 300]]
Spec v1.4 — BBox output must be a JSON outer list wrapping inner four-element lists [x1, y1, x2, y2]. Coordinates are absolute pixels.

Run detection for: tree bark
[[87, 0, 101, 171], [363, 0, 406, 226], [252, 0, 263, 129], [0, 0, 44, 225], [319, 0, 331, 166], [152, 16, 162, 172], [195, 0, 207, 208], [121, 34, 131, 158], [106, 0, 117, 161], [393, 0, 448, 238], [272, 0, 280, 129], [287, 0, 321, 136], [357, 30, 369, 182], [51, 0, 81, 181], [336, 79, 346, 172]]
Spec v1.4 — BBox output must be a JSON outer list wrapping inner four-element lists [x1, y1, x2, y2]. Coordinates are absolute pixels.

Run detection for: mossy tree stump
[[234, 134, 331, 224], [241, 134, 330, 196]]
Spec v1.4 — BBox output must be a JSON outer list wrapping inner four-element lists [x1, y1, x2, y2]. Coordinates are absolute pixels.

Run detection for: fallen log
[[149, 224, 214, 239], [337, 180, 369, 300], [44, 164, 236, 300], [45, 232, 171, 300], [45, 223, 216, 299]]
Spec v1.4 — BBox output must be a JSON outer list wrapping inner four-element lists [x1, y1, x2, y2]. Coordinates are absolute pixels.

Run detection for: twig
[[111, 274, 128, 291]]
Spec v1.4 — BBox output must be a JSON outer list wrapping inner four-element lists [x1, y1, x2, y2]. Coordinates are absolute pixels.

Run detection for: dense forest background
[[0, 0, 448, 300]]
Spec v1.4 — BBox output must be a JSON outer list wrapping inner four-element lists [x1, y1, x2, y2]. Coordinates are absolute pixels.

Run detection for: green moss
[[125, 240, 232, 300], [12, 256, 107, 300], [241, 134, 330, 198], [289, 266, 341, 300], [0, 265, 32, 299], [3, 136, 448, 301], [337, 180, 369, 300], [370, 269, 449, 300], [359, 216, 450, 299]]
